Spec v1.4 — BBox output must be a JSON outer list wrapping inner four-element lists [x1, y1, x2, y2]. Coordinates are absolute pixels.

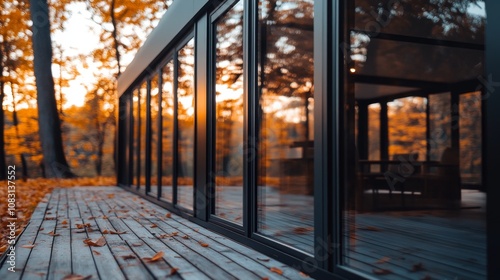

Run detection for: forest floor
[[0, 177, 116, 254]]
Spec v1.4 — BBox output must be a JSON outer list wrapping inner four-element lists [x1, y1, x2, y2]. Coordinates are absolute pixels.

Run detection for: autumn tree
[[30, 0, 74, 178], [0, 0, 33, 180]]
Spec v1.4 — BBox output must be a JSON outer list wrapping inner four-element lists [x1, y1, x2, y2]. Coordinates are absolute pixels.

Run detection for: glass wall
[[257, 0, 315, 254], [213, 0, 244, 224], [344, 0, 486, 279], [138, 82, 148, 192], [161, 61, 175, 202], [150, 75, 160, 195], [132, 88, 140, 188], [176, 38, 196, 210]]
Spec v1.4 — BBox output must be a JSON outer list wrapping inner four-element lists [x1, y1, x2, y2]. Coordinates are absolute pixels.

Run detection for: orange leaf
[[199, 242, 209, 247], [270, 267, 283, 275], [169, 267, 179, 276], [107, 194, 115, 199], [143, 251, 164, 262], [165, 213, 172, 218], [122, 254, 136, 260], [171, 232, 178, 236], [293, 227, 313, 235], [299, 271, 310, 278], [21, 244, 36, 249], [150, 224, 158, 228], [83, 236, 106, 247], [61, 220, 69, 225], [47, 231, 61, 237], [182, 235, 189, 240], [76, 223, 91, 229], [92, 250, 101, 255]]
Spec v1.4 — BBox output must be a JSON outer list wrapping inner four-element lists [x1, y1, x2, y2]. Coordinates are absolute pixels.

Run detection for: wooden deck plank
[[73, 189, 126, 280], [117, 192, 301, 280], [113, 207, 232, 280], [68, 189, 100, 278], [0, 193, 51, 280], [48, 189, 73, 280], [21, 189, 60, 279]]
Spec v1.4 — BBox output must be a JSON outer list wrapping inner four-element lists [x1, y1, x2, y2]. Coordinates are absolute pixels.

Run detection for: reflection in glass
[[460, 91, 482, 185], [139, 82, 147, 192], [257, 0, 314, 254], [161, 61, 174, 202], [150, 75, 160, 196], [177, 38, 195, 210], [214, 1, 244, 224], [345, 1, 486, 279], [132, 88, 139, 188]]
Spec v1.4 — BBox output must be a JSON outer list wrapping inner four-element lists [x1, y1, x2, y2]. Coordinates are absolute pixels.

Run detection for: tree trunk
[[110, 0, 121, 78], [11, 86, 29, 180], [30, 0, 75, 178]]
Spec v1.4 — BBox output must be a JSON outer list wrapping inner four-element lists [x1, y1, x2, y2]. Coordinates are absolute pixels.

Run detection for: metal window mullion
[[173, 52, 179, 206]]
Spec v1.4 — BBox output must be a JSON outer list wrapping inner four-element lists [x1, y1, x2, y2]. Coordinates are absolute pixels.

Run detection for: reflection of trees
[[177, 39, 195, 180], [258, 0, 314, 176], [161, 61, 175, 185], [352, 0, 485, 82], [215, 1, 244, 182]]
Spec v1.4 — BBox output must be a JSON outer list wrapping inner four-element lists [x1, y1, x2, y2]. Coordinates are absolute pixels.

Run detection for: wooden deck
[[0, 187, 308, 280]]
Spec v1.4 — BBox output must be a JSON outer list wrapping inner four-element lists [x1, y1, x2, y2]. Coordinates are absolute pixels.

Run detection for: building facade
[[117, 0, 499, 279]]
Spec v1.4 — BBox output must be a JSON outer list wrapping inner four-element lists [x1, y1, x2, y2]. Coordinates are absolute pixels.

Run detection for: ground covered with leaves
[[0, 177, 115, 254]]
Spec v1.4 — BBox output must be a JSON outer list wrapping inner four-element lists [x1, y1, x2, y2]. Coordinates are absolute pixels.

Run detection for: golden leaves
[[102, 229, 126, 234], [143, 251, 164, 262], [270, 267, 283, 275], [165, 213, 172, 218], [122, 254, 137, 260], [76, 223, 91, 229], [199, 242, 209, 248], [292, 227, 313, 235], [83, 236, 106, 247]]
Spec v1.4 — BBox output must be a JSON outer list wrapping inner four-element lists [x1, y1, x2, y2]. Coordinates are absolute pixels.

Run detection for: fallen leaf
[[375, 257, 390, 264], [373, 268, 392, 275], [47, 231, 61, 237], [102, 229, 126, 235], [293, 227, 313, 235], [270, 267, 283, 275], [171, 232, 178, 236], [199, 242, 209, 247], [182, 235, 189, 240], [169, 267, 179, 276], [45, 217, 56, 220], [257, 257, 270, 262], [411, 262, 425, 272], [92, 250, 101, 255], [21, 244, 36, 249], [39, 227, 44, 231], [62, 274, 92, 280], [150, 224, 158, 228], [76, 223, 91, 229], [131, 242, 143, 247], [165, 213, 172, 218], [102, 215, 108, 219], [61, 220, 69, 225], [122, 254, 136, 260], [261, 278, 269, 280], [143, 251, 164, 262], [83, 236, 106, 247], [107, 194, 115, 199], [299, 271, 310, 278]]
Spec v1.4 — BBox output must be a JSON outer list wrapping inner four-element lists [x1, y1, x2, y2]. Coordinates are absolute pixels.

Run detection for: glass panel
[[429, 93, 451, 161], [257, 0, 314, 254], [368, 103, 381, 172], [388, 97, 426, 160], [139, 82, 147, 193], [354, 0, 485, 44], [344, 1, 486, 279], [460, 91, 482, 186], [150, 75, 160, 196], [177, 38, 195, 210], [214, 0, 244, 224], [132, 88, 140, 188], [161, 61, 175, 202]]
